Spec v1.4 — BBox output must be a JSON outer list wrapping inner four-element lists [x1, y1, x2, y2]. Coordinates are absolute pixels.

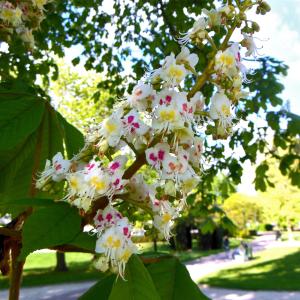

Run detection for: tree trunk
[[55, 252, 68, 272], [9, 242, 25, 300], [153, 238, 158, 252]]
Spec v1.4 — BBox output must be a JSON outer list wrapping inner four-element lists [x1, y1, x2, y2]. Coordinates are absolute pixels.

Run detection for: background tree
[[49, 58, 111, 130]]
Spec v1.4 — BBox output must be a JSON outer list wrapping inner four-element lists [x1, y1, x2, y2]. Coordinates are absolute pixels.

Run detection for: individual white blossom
[[241, 34, 260, 57], [178, 17, 207, 45], [176, 46, 199, 70], [98, 110, 124, 147], [128, 83, 155, 111], [152, 200, 177, 240], [160, 53, 188, 86], [209, 92, 233, 130], [122, 110, 149, 142], [36, 152, 71, 188]]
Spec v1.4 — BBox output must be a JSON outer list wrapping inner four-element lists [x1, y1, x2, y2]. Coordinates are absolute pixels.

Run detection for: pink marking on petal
[[158, 150, 165, 161], [128, 115, 134, 123], [166, 95, 172, 103], [133, 122, 140, 129], [106, 213, 113, 222], [55, 164, 62, 171], [97, 214, 103, 222], [110, 162, 120, 171], [182, 103, 188, 112], [159, 99, 163, 105], [113, 178, 120, 186], [116, 213, 122, 219], [123, 227, 129, 236], [87, 163, 95, 171], [149, 153, 158, 162]]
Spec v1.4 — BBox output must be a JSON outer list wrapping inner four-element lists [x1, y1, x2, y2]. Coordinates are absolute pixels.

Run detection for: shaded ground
[[201, 286, 300, 300]]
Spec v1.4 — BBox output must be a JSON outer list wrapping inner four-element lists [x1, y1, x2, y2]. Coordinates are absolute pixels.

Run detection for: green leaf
[[146, 257, 209, 300], [0, 92, 45, 150], [80, 255, 160, 300], [0, 86, 65, 202], [287, 112, 300, 135], [79, 275, 115, 300], [57, 112, 84, 158], [220, 216, 237, 233], [109, 255, 160, 300], [68, 232, 97, 253], [20, 202, 81, 259], [200, 217, 216, 234]]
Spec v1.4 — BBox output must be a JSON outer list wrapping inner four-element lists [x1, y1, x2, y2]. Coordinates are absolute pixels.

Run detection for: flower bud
[[165, 180, 176, 197], [97, 140, 109, 156], [261, 1, 271, 12], [252, 22, 260, 32]]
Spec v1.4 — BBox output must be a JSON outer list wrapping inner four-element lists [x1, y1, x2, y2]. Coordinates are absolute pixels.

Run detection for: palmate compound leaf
[[0, 81, 84, 210], [19, 201, 82, 260], [80, 255, 209, 300], [79, 255, 160, 300], [0, 90, 45, 151]]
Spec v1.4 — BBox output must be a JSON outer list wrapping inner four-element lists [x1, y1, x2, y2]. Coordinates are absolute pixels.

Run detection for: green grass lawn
[[0, 252, 103, 289], [200, 247, 300, 291], [0, 238, 242, 289]]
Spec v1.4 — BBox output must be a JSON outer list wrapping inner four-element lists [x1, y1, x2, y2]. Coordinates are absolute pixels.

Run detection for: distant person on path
[[275, 229, 282, 241], [223, 235, 230, 259]]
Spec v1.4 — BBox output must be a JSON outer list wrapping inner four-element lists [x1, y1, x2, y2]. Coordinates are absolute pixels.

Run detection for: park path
[[1, 234, 300, 300], [185, 233, 279, 281]]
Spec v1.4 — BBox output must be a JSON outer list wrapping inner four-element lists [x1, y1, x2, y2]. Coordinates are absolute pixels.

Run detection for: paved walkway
[[185, 233, 280, 281], [1, 234, 299, 300]]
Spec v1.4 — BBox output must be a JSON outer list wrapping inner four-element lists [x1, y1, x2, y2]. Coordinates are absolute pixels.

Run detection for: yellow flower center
[[69, 177, 79, 190], [159, 109, 176, 122], [104, 120, 117, 134], [106, 235, 114, 246], [221, 104, 230, 116], [113, 239, 121, 248], [219, 53, 235, 67], [168, 65, 184, 81], [90, 176, 107, 191], [162, 213, 172, 224]]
